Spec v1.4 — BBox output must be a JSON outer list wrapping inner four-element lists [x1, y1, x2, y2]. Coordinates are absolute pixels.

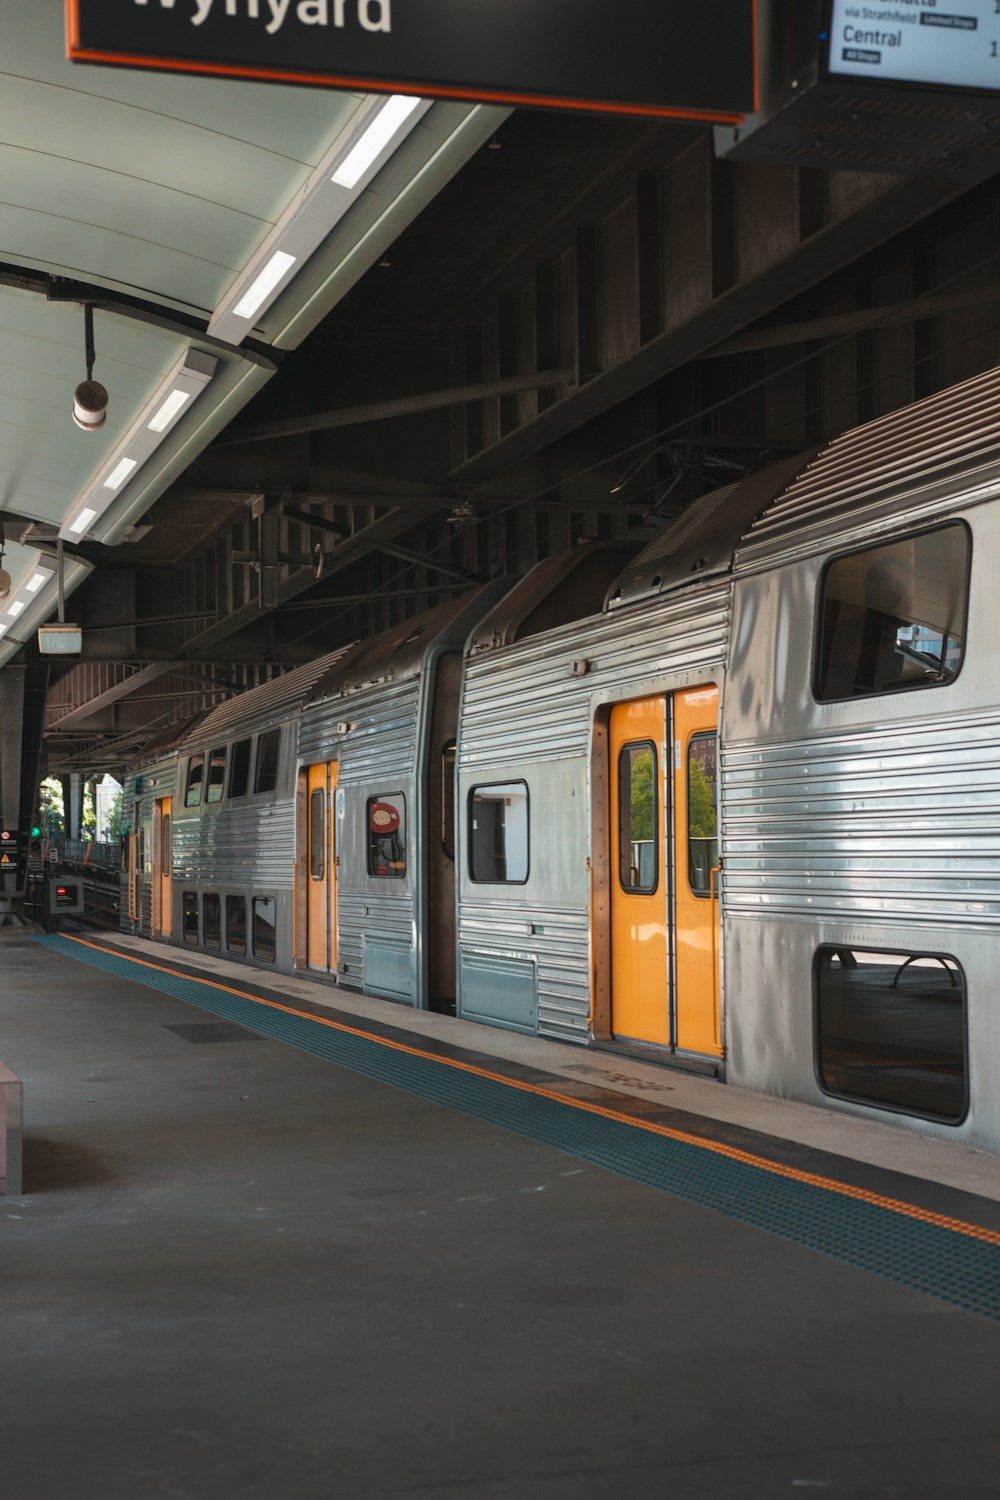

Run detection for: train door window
[[254, 729, 281, 794], [252, 896, 277, 961], [687, 734, 719, 898], [161, 815, 171, 875], [815, 522, 970, 702], [227, 895, 247, 956], [203, 893, 221, 949], [205, 747, 227, 804], [310, 788, 325, 880], [815, 947, 967, 1124], [184, 754, 205, 808], [228, 738, 251, 799], [469, 782, 529, 884], [367, 795, 407, 879], [442, 741, 456, 859], [618, 742, 658, 893], [182, 891, 199, 945]]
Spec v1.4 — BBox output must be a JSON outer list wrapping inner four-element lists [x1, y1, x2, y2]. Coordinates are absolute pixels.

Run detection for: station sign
[[67, 0, 758, 122], [826, 0, 1000, 95]]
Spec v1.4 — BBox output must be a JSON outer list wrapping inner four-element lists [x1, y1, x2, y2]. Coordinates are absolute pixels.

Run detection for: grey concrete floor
[[2, 933, 1000, 1500]]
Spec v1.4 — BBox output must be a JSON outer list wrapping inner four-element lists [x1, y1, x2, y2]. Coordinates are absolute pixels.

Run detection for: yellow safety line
[[60, 933, 1000, 1249]]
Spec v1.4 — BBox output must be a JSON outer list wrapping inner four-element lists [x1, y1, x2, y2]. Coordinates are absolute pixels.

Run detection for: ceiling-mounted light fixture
[[72, 305, 109, 432], [61, 348, 217, 542], [209, 93, 431, 344], [0, 549, 92, 669], [330, 95, 422, 189], [0, 557, 57, 635]]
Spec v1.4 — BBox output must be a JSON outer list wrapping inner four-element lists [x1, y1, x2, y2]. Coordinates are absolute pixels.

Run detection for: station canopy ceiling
[[0, 3, 502, 667]]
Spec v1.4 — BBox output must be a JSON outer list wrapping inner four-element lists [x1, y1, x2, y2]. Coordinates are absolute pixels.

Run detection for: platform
[[2, 929, 999, 1500]]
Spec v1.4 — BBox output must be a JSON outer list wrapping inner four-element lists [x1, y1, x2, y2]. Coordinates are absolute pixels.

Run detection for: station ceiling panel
[[0, 3, 503, 666]]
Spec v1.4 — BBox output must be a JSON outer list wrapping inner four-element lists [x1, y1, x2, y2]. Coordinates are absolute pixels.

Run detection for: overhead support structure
[[445, 172, 977, 491], [218, 370, 577, 447]]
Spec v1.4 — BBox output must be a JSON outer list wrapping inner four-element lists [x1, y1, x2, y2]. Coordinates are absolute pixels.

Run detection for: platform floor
[[2, 929, 1000, 1500]]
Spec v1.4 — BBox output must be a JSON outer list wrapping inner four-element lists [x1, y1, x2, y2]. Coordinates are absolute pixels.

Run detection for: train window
[[687, 734, 719, 899], [815, 523, 969, 702], [815, 947, 968, 1124], [442, 742, 456, 860], [184, 754, 205, 808], [203, 893, 221, 949], [310, 789, 325, 880], [618, 742, 658, 894], [254, 730, 281, 795], [161, 815, 171, 876], [229, 738, 252, 799], [469, 782, 529, 884], [367, 795, 406, 879], [252, 896, 277, 962], [205, 747, 227, 805], [227, 895, 247, 956], [182, 891, 199, 945]]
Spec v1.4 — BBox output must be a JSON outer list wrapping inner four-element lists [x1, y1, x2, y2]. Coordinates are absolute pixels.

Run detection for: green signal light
[[30, 824, 42, 838]]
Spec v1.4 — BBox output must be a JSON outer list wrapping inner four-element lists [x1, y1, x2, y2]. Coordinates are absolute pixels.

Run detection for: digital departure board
[[827, 0, 1000, 93]]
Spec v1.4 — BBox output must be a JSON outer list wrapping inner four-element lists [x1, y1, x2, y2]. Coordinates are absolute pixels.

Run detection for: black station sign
[[67, 0, 758, 122]]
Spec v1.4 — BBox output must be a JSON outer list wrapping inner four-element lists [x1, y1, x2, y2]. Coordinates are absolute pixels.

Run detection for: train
[[121, 361, 1000, 1153]]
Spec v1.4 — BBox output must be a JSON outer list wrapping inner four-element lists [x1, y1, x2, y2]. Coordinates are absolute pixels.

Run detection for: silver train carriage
[[123, 363, 1000, 1151]]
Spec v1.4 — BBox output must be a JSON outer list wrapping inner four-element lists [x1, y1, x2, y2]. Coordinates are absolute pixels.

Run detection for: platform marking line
[[52, 933, 1000, 1252]]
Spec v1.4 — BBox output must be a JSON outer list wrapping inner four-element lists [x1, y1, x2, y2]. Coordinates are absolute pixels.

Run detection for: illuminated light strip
[[60, 349, 217, 542], [103, 456, 138, 492], [232, 250, 298, 322], [147, 387, 192, 434], [25, 570, 49, 594], [66, 505, 97, 538], [7, 600, 25, 618], [331, 94, 422, 188], [208, 93, 430, 343], [59, 933, 1000, 1251]]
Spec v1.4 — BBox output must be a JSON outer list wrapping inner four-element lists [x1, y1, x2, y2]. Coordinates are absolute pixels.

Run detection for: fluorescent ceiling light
[[232, 251, 297, 322], [331, 96, 423, 188], [148, 388, 193, 433], [67, 506, 98, 537], [59, 349, 217, 545], [26, 570, 50, 594], [7, 600, 25, 618], [208, 93, 430, 345], [0, 624, 7, 638], [104, 457, 139, 492]]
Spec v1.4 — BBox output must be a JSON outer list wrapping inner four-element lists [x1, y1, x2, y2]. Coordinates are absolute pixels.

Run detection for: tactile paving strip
[[36, 933, 1000, 1324]]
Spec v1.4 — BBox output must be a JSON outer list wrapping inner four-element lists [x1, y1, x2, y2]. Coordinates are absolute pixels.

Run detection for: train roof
[[307, 580, 514, 704], [466, 541, 641, 656], [607, 451, 813, 610], [177, 644, 358, 750], [735, 365, 1000, 575]]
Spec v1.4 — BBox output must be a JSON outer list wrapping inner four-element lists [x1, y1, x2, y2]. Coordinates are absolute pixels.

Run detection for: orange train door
[[608, 687, 722, 1058], [127, 828, 139, 926], [152, 797, 172, 938], [609, 698, 670, 1046], [306, 761, 338, 973], [673, 685, 722, 1057]]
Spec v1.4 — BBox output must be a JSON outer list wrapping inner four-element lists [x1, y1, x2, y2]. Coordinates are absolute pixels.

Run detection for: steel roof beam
[[444, 174, 972, 490], [215, 369, 576, 447]]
